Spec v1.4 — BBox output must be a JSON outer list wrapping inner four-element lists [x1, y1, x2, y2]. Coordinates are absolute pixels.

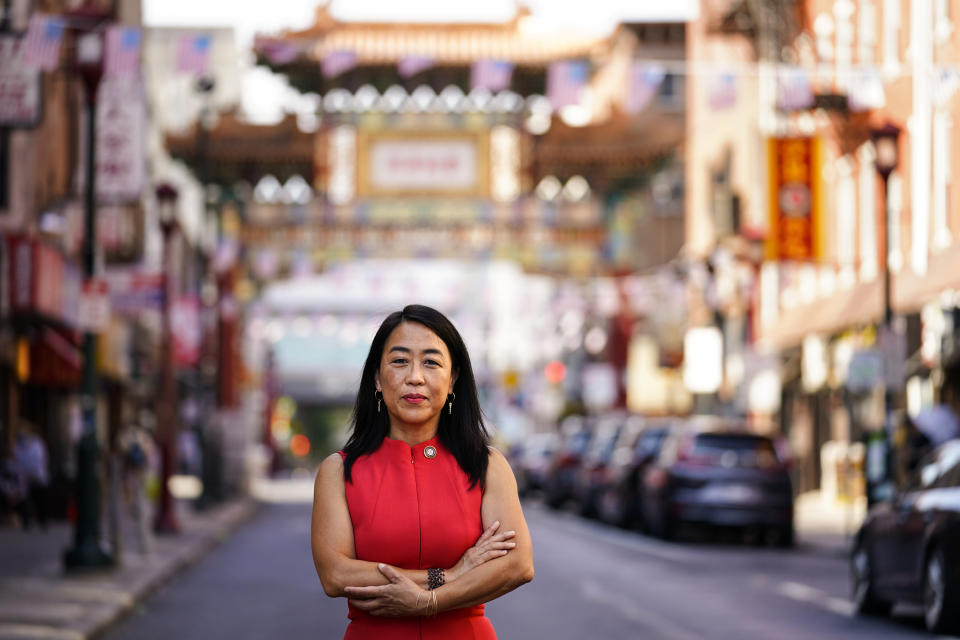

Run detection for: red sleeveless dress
[[340, 436, 497, 640]]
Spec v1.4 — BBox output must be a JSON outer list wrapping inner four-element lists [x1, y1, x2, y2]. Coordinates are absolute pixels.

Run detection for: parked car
[[572, 414, 629, 518], [641, 418, 793, 545], [851, 438, 960, 634], [543, 416, 593, 509], [597, 418, 673, 529], [511, 432, 559, 497]]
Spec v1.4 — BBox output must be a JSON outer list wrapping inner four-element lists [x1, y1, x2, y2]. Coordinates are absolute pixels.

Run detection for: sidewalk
[[792, 490, 866, 557], [0, 499, 257, 640]]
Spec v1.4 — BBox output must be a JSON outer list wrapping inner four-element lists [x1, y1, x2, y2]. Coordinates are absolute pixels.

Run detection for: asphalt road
[[101, 487, 946, 640]]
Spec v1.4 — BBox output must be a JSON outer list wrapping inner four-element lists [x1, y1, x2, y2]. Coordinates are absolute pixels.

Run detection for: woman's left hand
[[345, 564, 425, 617]]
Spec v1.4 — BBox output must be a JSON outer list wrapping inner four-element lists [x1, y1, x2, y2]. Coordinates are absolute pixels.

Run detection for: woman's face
[[376, 321, 457, 434]]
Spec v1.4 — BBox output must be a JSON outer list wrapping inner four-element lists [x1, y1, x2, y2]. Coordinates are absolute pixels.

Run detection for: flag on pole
[[176, 34, 212, 75], [255, 36, 300, 66], [708, 70, 737, 110], [624, 62, 665, 114], [23, 14, 65, 71], [322, 50, 357, 78], [776, 66, 813, 111], [104, 26, 142, 78], [547, 60, 588, 110], [398, 55, 434, 78], [471, 60, 513, 92]]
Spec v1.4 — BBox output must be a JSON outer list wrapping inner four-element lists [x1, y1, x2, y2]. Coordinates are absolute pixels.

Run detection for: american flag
[[398, 55, 434, 78], [624, 62, 665, 114], [547, 60, 588, 110], [104, 26, 142, 78], [471, 60, 513, 93], [23, 14, 65, 71], [322, 50, 357, 78], [777, 66, 813, 111], [176, 34, 211, 75]]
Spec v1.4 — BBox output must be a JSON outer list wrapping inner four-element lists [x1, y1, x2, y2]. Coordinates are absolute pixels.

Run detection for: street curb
[[82, 500, 260, 640]]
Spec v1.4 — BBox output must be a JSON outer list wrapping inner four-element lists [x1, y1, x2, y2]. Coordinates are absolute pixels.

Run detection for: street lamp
[[154, 183, 181, 533], [868, 122, 901, 506], [64, 0, 113, 573]]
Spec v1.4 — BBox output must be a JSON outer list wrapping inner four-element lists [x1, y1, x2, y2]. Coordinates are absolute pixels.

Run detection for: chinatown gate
[[165, 8, 686, 416]]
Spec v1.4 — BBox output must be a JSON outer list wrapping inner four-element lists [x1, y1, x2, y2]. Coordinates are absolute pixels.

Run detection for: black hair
[[342, 304, 490, 488]]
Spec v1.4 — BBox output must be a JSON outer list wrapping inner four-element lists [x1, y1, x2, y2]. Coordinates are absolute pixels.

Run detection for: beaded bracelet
[[427, 567, 445, 590]]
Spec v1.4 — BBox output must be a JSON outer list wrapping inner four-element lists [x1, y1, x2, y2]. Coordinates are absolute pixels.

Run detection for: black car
[[641, 419, 793, 545], [596, 420, 671, 529], [851, 439, 960, 634], [543, 417, 593, 509]]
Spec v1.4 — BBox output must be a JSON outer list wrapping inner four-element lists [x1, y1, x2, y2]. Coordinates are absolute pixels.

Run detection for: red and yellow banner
[[767, 137, 823, 261]]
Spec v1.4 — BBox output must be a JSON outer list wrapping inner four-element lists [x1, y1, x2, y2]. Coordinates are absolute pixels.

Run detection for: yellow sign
[[767, 137, 823, 261]]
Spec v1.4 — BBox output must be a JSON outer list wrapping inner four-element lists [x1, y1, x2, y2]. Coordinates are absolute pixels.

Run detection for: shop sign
[[766, 137, 823, 261], [96, 78, 146, 202], [846, 349, 883, 393], [105, 269, 163, 315], [0, 36, 42, 127], [78, 280, 110, 332], [5, 236, 76, 328], [172, 296, 201, 368]]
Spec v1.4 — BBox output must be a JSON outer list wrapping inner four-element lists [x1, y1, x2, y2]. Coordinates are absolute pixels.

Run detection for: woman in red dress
[[312, 305, 534, 639]]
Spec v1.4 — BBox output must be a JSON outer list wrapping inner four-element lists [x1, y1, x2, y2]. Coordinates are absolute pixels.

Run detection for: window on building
[[858, 1, 877, 64], [932, 111, 952, 249], [0, 128, 8, 211], [883, 0, 901, 75], [888, 171, 904, 271], [935, 0, 953, 44], [836, 157, 856, 285], [657, 73, 683, 110], [858, 143, 878, 280], [834, 1, 854, 92]]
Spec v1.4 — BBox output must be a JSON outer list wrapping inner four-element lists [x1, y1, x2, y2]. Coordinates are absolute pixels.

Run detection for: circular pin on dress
[[424, 445, 437, 459]]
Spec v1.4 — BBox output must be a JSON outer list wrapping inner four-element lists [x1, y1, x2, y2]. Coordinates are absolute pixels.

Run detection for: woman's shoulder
[[315, 452, 345, 486]]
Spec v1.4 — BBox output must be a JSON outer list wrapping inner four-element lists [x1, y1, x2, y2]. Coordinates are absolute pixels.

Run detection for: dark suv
[[641, 420, 793, 545], [851, 439, 960, 634]]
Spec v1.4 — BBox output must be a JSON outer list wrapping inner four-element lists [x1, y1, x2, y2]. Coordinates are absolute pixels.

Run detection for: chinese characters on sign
[[767, 137, 822, 261], [363, 135, 483, 196]]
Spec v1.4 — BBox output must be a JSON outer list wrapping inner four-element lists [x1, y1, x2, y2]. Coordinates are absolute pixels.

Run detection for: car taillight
[[647, 468, 668, 489]]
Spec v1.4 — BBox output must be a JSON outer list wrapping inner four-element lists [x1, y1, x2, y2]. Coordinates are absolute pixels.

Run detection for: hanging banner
[[766, 137, 823, 261], [173, 296, 201, 368], [96, 77, 146, 202], [0, 36, 42, 126]]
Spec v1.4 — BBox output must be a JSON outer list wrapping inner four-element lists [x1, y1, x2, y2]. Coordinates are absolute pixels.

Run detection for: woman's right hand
[[448, 520, 516, 582]]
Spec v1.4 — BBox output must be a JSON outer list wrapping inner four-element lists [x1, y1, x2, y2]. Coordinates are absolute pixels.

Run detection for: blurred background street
[[2, 0, 960, 637], [98, 480, 936, 640]]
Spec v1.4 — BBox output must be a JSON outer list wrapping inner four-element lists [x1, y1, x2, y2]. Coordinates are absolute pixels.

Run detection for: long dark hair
[[342, 305, 490, 488]]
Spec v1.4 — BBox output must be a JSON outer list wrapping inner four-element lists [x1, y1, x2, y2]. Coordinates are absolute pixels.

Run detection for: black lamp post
[[64, 1, 114, 572], [868, 122, 901, 506], [154, 183, 181, 533]]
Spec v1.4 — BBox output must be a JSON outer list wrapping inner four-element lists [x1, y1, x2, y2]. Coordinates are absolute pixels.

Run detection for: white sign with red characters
[[78, 279, 111, 332], [369, 139, 478, 193]]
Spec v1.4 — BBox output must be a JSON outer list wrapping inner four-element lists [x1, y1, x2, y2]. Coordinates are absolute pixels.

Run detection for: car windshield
[[690, 434, 780, 468]]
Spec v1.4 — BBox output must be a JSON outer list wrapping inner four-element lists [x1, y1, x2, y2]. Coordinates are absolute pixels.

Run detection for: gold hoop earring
[[447, 392, 455, 415]]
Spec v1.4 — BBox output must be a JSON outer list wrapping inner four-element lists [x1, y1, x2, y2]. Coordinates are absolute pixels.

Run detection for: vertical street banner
[[767, 137, 823, 261], [96, 77, 146, 201], [0, 36, 42, 126]]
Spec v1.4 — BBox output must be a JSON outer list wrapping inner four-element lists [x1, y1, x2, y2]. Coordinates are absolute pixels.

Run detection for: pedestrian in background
[[912, 355, 960, 448], [312, 304, 534, 639], [0, 451, 27, 527], [13, 422, 49, 530], [121, 423, 153, 554]]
